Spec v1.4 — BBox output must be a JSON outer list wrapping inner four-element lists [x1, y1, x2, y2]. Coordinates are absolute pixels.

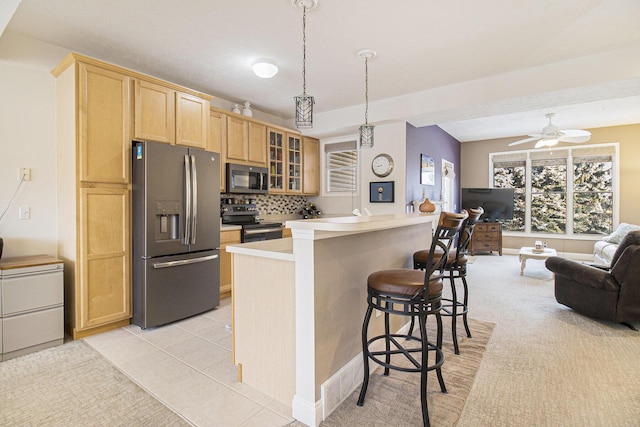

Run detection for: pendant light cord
[[364, 56, 369, 125], [302, 6, 307, 96]]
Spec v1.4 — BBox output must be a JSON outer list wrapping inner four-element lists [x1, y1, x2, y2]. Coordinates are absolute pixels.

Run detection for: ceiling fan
[[508, 113, 591, 148]]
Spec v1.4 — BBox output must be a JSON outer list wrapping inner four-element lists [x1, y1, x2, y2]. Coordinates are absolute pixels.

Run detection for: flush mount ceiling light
[[292, 0, 317, 129], [252, 59, 278, 78], [358, 49, 376, 149]]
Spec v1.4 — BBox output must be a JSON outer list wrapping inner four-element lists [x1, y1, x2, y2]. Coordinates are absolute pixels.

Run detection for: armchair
[[545, 230, 640, 329]]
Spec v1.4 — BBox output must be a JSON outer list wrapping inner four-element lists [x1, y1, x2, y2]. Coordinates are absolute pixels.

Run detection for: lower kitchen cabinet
[[0, 255, 64, 361], [220, 229, 241, 298]]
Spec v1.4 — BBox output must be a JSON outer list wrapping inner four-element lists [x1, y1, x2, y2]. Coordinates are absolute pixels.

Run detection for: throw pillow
[[603, 223, 640, 244]]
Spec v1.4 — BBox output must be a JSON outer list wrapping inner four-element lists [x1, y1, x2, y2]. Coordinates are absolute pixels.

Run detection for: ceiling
[[2, 0, 640, 141]]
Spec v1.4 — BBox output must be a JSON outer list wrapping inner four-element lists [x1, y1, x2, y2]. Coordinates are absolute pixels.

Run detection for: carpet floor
[[0, 340, 190, 426]]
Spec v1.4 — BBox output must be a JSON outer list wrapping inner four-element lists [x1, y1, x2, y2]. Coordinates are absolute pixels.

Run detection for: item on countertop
[[299, 203, 321, 219]]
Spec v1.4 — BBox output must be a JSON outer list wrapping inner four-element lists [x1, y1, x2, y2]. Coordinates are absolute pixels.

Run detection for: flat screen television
[[461, 188, 514, 221]]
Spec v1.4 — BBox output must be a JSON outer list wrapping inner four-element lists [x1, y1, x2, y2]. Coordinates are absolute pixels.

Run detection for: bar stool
[[413, 207, 483, 354], [357, 211, 467, 427]]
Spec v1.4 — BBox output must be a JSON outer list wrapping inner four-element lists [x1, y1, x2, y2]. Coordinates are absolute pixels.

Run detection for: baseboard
[[319, 321, 413, 420], [292, 395, 323, 427]]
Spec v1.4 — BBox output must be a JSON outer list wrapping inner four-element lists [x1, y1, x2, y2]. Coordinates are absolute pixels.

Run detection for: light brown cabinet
[[209, 109, 227, 191], [302, 137, 320, 195], [52, 53, 132, 339], [287, 134, 302, 193], [225, 115, 267, 166], [268, 128, 285, 193], [470, 222, 503, 255], [176, 92, 209, 148], [220, 229, 241, 298], [133, 80, 175, 144], [134, 80, 209, 149]]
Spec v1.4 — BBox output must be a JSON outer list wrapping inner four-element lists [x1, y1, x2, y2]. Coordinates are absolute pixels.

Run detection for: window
[[491, 144, 617, 236], [325, 141, 358, 193]]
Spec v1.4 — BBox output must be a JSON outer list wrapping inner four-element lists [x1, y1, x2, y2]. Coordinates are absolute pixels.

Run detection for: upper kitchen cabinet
[[134, 79, 210, 149], [287, 134, 302, 194], [78, 63, 131, 184], [209, 109, 227, 192], [268, 128, 285, 193], [225, 114, 267, 167], [176, 92, 209, 148], [303, 137, 320, 195], [133, 80, 175, 144]]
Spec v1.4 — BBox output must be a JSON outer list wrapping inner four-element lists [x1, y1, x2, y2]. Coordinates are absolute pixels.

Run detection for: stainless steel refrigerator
[[132, 140, 220, 329]]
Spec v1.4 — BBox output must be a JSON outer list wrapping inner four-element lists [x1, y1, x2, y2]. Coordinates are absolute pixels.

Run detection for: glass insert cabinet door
[[288, 134, 302, 193], [268, 128, 284, 192]]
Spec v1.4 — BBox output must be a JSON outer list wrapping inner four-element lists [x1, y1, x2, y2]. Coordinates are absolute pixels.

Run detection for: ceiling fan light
[[536, 138, 559, 148], [252, 59, 278, 78]]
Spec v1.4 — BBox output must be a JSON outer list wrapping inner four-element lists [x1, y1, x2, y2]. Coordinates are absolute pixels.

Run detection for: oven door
[[242, 225, 283, 242]]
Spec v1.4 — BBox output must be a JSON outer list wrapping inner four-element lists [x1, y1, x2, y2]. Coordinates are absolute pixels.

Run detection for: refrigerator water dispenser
[[155, 201, 180, 241]]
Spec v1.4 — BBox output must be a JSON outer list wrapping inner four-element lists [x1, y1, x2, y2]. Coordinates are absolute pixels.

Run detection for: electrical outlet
[[19, 168, 31, 181], [19, 206, 31, 220]]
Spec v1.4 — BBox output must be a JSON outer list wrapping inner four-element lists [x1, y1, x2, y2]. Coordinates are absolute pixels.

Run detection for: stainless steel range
[[220, 203, 283, 242]]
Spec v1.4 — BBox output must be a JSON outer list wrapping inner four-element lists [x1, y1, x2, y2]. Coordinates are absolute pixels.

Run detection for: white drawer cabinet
[[0, 255, 64, 361]]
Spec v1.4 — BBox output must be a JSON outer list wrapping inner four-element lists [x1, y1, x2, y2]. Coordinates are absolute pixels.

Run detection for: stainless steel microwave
[[226, 163, 268, 194]]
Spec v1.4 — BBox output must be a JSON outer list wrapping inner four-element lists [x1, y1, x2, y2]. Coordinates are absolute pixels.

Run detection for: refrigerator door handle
[[184, 154, 192, 245], [190, 154, 198, 244], [153, 254, 219, 269]]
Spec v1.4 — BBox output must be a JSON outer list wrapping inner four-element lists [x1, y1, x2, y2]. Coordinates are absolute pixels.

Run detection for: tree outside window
[[490, 144, 616, 236]]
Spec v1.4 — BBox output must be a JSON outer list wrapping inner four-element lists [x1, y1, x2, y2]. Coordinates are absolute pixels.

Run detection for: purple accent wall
[[406, 123, 461, 208]]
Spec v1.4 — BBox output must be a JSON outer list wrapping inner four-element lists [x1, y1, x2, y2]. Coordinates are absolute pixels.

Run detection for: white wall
[[311, 122, 407, 215], [0, 62, 58, 258]]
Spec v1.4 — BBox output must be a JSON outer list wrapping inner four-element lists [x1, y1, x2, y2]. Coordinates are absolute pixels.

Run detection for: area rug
[[0, 340, 190, 426], [289, 317, 495, 427]]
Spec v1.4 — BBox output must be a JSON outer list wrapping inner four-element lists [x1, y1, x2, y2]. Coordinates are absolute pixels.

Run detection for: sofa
[[594, 223, 640, 265]]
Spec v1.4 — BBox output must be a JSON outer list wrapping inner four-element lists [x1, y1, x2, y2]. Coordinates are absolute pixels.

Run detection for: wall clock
[[371, 153, 394, 177]]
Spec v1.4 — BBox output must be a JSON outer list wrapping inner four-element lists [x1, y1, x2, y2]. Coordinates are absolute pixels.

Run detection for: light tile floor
[[83, 298, 295, 427]]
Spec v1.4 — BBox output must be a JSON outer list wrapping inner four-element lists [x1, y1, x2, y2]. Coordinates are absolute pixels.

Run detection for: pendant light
[[358, 50, 376, 149], [292, 0, 317, 129]]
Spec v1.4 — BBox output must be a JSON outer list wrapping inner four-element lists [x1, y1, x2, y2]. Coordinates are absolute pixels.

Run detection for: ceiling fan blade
[[508, 136, 540, 146], [560, 135, 591, 143], [560, 129, 591, 138]]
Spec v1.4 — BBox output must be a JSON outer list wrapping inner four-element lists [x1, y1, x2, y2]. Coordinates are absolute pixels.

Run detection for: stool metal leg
[[435, 313, 447, 393], [418, 312, 430, 427], [357, 304, 374, 406], [461, 275, 472, 339], [449, 272, 460, 354]]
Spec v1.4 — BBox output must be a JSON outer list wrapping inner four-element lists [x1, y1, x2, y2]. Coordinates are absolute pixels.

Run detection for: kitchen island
[[227, 213, 436, 427]]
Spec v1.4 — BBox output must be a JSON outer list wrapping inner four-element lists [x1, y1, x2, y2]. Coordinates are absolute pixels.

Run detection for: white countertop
[[285, 212, 437, 232], [220, 224, 242, 231], [226, 237, 294, 261]]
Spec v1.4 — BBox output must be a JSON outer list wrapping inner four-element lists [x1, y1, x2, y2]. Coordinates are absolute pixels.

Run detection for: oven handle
[[244, 227, 283, 235]]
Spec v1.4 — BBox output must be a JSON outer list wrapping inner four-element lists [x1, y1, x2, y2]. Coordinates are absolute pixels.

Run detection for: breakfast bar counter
[[227, 213, 436, 426]]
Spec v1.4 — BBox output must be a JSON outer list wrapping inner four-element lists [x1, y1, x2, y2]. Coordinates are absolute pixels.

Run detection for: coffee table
[[518, 247, 557, 276]]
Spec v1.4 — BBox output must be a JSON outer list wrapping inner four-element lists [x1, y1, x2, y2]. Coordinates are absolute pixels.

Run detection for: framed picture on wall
[[370, 181, 395, 203], [421, 154, 435, 185]]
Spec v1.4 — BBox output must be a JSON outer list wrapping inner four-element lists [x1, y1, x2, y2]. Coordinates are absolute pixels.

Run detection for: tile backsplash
[[221, 193, 308, 215]]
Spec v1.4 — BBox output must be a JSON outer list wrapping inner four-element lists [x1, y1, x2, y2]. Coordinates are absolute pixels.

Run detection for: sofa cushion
[[603, 223, 640, 244], [594, 240, 618, 265]]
